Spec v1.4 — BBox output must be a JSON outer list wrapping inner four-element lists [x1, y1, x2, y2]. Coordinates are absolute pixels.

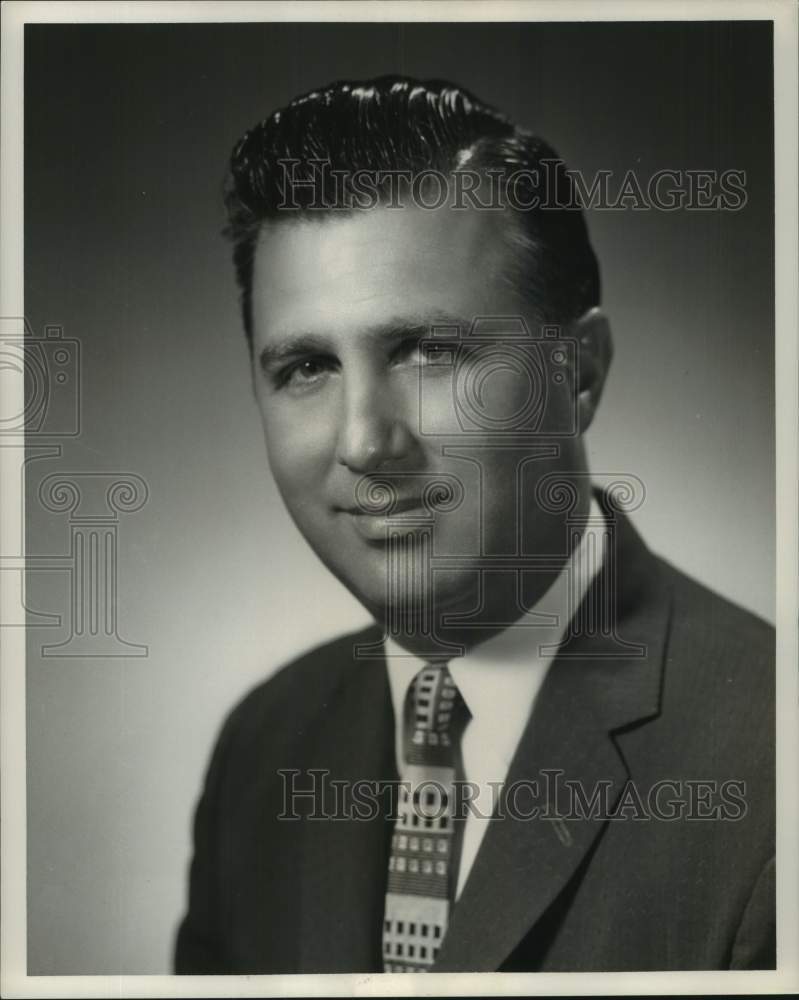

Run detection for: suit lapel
[[434, 507, 673, 971]]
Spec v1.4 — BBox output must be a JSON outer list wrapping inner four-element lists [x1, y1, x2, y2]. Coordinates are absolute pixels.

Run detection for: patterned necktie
[[382, 662, 471, 972]]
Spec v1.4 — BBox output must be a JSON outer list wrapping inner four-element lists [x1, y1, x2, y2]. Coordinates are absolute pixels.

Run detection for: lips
[[344, 496, 426, 517], [339, 498, 431, 543]]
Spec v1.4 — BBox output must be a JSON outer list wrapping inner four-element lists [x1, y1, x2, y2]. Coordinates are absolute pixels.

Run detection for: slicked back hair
[[224, 76, 600, 348]]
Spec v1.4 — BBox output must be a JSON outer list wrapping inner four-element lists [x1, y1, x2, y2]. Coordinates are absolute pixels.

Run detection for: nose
[[335, 371, 416, 473]]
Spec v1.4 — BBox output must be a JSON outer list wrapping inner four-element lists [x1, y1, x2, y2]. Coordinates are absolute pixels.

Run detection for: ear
[[572, 306, 613, 433]]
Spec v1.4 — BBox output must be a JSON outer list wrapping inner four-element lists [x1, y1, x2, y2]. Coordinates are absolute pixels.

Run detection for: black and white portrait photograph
[[1, 1, 797, 996]]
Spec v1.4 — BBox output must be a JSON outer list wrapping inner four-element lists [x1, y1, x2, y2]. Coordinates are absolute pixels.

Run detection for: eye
[[391, 337, 423, 365], [276, 356, 336, 391], [393, 339, 462, 376], [423, 341, 460, 362], [393, 337, 457, 367]]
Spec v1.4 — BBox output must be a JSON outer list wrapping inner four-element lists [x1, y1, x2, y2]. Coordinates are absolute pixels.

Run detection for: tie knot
[[405, 662, 470, 764]]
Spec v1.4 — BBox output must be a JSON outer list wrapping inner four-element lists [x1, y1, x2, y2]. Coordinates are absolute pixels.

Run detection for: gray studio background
[[24, 21, 774, 973]]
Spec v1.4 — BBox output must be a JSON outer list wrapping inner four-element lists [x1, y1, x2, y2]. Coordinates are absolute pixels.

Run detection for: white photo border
[[1, 1, 797, 996]]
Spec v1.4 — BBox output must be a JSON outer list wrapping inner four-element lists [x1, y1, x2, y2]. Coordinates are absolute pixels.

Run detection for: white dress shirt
[[385, 496, 606, 900]]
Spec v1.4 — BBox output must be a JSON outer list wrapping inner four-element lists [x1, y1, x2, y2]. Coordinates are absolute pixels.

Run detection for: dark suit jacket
[[175, 503, 775, 973]]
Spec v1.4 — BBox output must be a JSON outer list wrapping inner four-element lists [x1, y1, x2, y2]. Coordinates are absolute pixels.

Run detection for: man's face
[[250, 206, 587, 623]]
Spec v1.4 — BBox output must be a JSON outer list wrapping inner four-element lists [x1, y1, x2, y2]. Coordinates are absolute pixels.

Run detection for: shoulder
[[658, 555, 774, 664], [212, 621, 384, 759], [652, 555, 774, 776]]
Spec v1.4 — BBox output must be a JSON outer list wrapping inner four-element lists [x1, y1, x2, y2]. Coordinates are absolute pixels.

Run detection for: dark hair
[[224, 75, 600, 347]]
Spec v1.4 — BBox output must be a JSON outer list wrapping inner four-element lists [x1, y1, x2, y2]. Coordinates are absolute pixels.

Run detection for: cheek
[[260, 405, 336, 497]]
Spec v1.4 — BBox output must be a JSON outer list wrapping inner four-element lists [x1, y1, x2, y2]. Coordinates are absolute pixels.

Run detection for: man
[[175, 76, 774, 973]]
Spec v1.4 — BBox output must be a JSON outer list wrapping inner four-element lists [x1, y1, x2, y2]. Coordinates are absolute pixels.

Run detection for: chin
[[358, 582, 436, 622], [353, 570, 477, 626]]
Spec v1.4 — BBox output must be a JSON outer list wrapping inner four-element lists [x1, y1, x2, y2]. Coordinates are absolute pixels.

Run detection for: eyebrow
[[257, 314, 471, 372]]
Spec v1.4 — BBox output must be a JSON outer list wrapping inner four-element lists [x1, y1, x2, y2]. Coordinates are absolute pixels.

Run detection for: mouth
[[342, 496, 427, 517], [336, 498, 431, 543]]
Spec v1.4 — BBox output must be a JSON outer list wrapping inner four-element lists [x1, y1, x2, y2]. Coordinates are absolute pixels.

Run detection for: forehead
[[250, 206, 522, 342]]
